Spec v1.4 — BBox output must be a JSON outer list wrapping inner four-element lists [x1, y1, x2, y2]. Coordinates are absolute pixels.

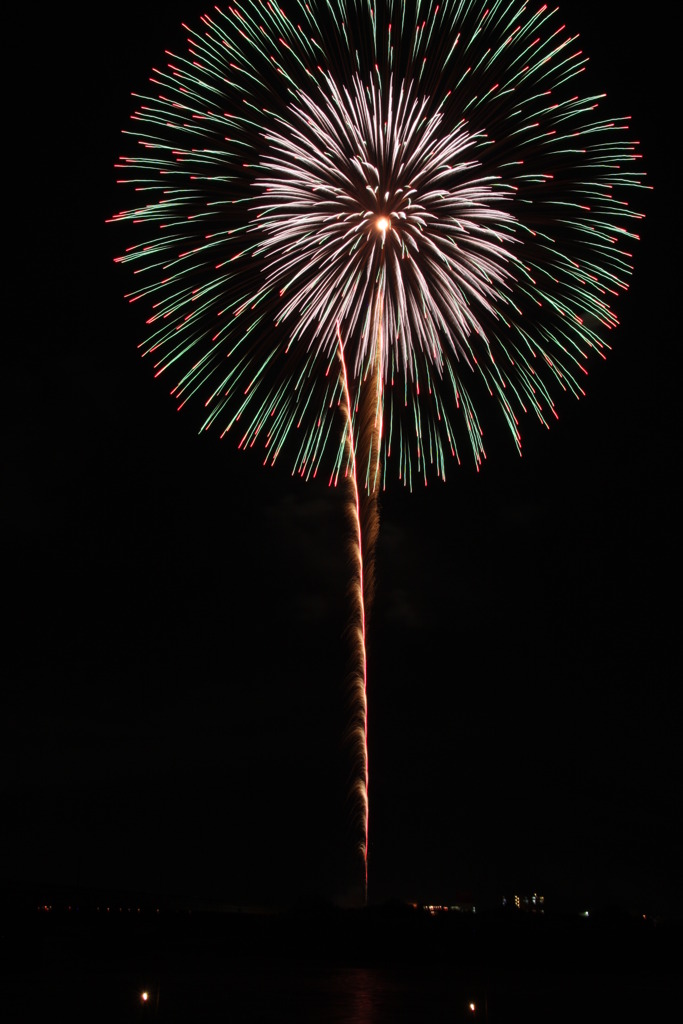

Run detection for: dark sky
[[5, 2, 679, 914]]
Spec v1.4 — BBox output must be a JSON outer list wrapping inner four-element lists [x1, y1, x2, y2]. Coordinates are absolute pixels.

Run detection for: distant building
[[502, 892, 545, 914], [416, 901, 476, 915]]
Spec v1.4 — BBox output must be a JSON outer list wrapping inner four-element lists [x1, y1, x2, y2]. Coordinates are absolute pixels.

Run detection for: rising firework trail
[[337, 330, 372, 898], [336, 290, 383, 899], [111, 0, 646, 901]]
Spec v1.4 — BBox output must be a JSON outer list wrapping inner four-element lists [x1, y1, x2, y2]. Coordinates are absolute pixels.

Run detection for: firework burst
[[112, 0, 645, 900]]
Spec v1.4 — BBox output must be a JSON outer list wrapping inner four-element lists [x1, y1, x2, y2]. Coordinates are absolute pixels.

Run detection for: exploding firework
[[111, 0, 645, 900]]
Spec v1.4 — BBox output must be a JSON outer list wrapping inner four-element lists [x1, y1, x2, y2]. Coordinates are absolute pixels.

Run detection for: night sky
[[5, 2, 679, 916]]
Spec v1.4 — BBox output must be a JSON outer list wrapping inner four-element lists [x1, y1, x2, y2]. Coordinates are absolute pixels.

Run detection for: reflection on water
[[72, 963, 481, 1023], [150, 963, 484, 1023], [9, 948, 676, 1022], [123, 963, 670, 1024], [347, 969, 377, 1024], [328, 966, 480, 1023]]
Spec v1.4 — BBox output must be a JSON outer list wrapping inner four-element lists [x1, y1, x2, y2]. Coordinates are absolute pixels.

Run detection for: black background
[[5, 2, 679, 915]]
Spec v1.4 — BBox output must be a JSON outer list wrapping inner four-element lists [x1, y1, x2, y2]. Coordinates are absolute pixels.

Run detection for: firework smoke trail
[[111, 0, 646, 900]]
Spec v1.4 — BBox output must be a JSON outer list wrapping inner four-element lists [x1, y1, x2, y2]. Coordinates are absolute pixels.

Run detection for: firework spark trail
[[357, 285, 384, 621], [336, 314, 383, 900], [337, 332, 369, 898]]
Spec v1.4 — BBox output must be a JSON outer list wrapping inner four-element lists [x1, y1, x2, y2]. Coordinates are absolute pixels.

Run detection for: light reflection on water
[[14, 958, 674, 1022], [127, 964, 673, 1023], [321, 966, 471, 1023], [151, 963, 480, 1023]]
